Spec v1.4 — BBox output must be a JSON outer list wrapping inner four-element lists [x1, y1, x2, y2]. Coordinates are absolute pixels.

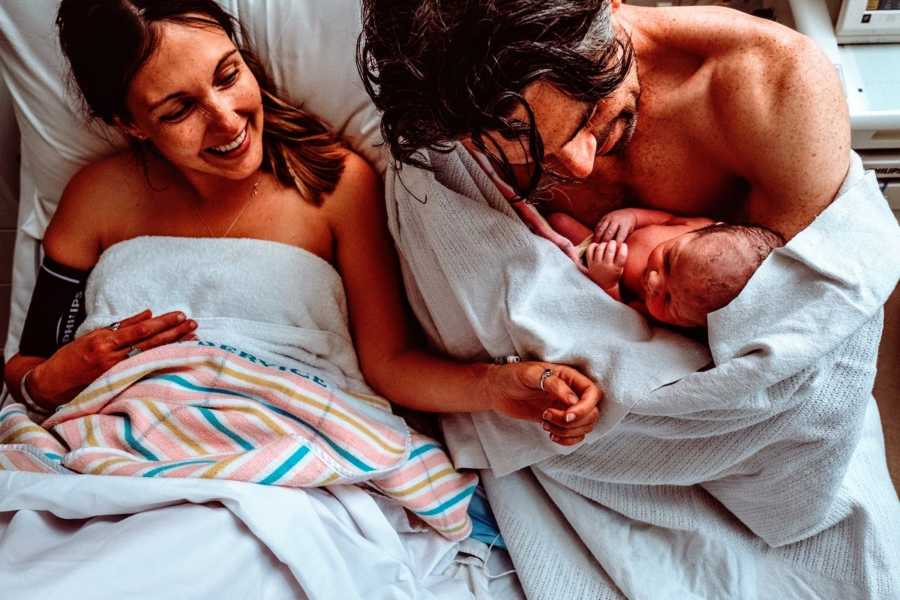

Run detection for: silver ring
[[126, 345, 142, 358], [108, 321, 121, 331], [493, 354, 521, 365], [538, 368, 553, 392]]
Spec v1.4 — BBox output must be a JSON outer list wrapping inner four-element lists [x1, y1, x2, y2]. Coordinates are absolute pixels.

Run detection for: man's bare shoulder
[[711, 20, 840, 117], [630, 5, 850, 236], [634, 5, 837, 98], [631, 5, 809, 58], [699, 13, 848, 235]]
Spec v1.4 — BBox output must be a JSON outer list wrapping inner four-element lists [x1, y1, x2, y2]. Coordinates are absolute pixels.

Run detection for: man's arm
[[712, 31, 850, 239]]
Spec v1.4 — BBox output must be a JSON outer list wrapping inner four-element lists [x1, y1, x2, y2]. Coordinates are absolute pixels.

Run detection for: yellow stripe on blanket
[[4, 342, 477, 541]]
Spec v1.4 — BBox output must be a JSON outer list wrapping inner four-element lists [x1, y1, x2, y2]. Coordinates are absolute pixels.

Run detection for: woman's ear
[[113, 116, 147, 141], [610, 0, 623, 12]]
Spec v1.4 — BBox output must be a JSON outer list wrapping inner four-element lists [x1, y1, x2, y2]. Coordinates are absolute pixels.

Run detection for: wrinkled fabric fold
[[386, 147, 900, 597]]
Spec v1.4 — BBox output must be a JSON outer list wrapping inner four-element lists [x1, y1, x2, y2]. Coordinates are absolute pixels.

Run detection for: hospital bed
[[0, 1, 522, 598]]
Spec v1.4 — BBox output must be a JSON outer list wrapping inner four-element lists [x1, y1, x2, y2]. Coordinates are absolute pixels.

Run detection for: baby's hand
[[586, 241, 628, 289], [594, 209, 637, 243]]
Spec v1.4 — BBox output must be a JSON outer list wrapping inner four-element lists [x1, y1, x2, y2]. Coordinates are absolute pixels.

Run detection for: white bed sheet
[[0, 469, 520, 600], [0, 2, 526, 597]]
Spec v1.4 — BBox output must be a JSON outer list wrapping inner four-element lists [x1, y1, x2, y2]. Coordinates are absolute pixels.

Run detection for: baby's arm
[[512, 202, 588, 272], [585, 240, 628, 301]]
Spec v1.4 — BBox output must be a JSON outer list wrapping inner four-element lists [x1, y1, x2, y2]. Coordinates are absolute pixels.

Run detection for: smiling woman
[[56, 0, 345, 204], [4, 0, 602, 463]]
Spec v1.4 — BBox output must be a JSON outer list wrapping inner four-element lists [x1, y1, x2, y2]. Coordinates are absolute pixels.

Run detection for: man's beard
[[532, 107, 638, 198]]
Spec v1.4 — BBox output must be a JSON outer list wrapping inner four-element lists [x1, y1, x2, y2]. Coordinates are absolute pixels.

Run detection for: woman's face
[[123, 20, 264, 181]]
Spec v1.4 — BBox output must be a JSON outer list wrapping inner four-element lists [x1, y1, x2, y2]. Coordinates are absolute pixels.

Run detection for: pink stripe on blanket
[[9, 343, 476, 540]]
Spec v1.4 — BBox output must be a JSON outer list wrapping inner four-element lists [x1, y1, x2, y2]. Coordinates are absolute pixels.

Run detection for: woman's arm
[[327, 154, 601, 444], [5, 309, 194, 412], [3, 161, 196, 413]]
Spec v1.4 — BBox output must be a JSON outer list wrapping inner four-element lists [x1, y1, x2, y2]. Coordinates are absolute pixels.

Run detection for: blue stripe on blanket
[[121, 413, 158, 460], [416, 484, 478, 517], [262, 403, 375, 473], [143, 459, 217, 477], [0, 405, 27, 423], [197, 407, 254, 451], [153, 371, 376, 473], [153, 374, 256, 401], [410, 443, 438, 459], [260, 446, 311, 485]]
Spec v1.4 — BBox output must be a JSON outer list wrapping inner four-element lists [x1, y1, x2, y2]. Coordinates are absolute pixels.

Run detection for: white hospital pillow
[[0, 0, 385, 238]]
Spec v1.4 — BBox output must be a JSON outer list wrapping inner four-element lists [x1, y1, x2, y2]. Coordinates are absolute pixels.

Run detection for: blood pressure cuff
[[18, 256, 91, 357]]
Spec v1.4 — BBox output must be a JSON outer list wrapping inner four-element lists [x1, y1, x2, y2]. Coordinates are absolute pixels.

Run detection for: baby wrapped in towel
[[551, 208, 785, 327]]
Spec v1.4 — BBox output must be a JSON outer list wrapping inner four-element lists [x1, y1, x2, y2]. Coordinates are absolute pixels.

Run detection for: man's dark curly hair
[[357, 0, 633, 199]]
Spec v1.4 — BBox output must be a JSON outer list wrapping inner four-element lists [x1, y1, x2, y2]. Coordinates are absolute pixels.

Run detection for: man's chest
[[541, 96, 748, 226]]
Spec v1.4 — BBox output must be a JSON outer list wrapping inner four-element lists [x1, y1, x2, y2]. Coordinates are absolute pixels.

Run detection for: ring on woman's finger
[[126, 345, 142, 358], [107, 321, 121, 331], [538, 368, 554, 392]]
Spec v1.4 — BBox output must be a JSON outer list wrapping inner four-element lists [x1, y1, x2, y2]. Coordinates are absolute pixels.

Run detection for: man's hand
[[586, 240, 628, 291], [513, 201, 589, 273]]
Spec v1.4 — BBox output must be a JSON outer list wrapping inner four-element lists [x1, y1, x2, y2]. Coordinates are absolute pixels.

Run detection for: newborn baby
[[551, 208, 784, 328]]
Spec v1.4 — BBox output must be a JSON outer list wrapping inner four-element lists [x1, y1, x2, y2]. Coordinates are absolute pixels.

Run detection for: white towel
[[386, 146, 711, 473], [78, 236, 370, 393], [387, 147, 900, 598]]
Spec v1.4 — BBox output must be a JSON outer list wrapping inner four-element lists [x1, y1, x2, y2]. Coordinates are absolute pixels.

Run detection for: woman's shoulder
[[319, 150, 388, 243], [44, 151, 144, 268], [322, 150, 380, 213], [63, 151, 146, 203], [333, 150, 379, 197]]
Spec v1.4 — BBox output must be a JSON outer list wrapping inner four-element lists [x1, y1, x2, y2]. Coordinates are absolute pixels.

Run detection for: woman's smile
[[205, 122, 250, 158]]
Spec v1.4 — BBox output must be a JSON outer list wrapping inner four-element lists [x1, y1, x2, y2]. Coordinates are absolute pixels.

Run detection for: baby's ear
[[645, 270, 661, 295]]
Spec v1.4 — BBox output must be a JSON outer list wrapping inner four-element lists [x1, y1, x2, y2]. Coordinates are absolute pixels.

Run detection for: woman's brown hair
[[57, 0, 345, 203]]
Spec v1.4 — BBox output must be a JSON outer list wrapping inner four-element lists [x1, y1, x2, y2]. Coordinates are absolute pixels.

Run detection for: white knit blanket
[[386, 147, 900, 598]]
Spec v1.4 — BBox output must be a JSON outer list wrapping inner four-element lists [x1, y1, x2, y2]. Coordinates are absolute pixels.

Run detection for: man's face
[[481, 63, 640, 187]]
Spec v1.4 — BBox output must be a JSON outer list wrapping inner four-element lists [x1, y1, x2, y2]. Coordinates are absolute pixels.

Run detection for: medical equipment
[[789, 0, 900, 214], [836, 0, 900, 43]]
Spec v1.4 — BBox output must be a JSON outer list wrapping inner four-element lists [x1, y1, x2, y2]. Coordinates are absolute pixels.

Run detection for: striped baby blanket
[[0, 341, 476, 541]]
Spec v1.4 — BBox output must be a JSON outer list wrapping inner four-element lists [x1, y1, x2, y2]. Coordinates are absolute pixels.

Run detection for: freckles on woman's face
[[123, 19, 265, 181]]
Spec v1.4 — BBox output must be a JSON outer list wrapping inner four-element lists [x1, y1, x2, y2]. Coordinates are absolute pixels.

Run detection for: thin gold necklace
[[194, 174, 262, 238]]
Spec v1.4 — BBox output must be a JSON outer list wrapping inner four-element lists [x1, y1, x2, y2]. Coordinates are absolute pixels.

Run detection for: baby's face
[[641, 232, 704, 327]]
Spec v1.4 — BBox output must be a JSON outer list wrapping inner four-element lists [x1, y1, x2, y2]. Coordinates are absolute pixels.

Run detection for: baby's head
[[642, 224, 784, 327]]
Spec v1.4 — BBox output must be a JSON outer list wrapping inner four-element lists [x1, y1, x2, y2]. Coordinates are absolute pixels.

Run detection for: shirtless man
[[358, 0, 849, 256], [357, 4, 900, 597]]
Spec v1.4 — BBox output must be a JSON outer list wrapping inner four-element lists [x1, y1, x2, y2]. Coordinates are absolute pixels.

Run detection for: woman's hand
[[27, 309, 197, 409], [485, 362, 602, 446]]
